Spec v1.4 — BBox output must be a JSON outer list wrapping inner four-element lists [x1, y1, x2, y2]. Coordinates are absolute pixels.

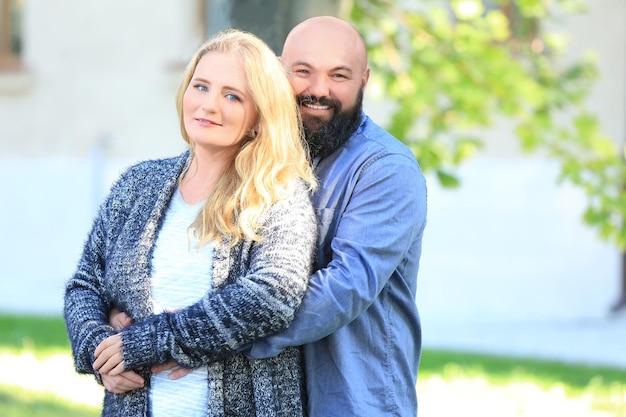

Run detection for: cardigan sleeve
[[120, 180, 317, 370], [63, 187, 117, 376], [64, 154, 188, 377]]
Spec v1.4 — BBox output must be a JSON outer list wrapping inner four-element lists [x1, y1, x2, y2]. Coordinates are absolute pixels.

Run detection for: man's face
[[286, 61, 364, 134], [284, 54, 365, 159], [281, 21, 369, 157], [280, 22, 369, 134]]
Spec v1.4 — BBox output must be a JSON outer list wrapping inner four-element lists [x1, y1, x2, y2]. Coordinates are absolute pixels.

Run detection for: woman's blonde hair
[[176, 29, 316, 245]]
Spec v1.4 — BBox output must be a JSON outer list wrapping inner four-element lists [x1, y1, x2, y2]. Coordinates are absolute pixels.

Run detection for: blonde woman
[[64, 29, 316, 417]]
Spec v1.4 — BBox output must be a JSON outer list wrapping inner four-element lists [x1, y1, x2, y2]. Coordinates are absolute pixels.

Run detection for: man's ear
[[361, 67, 371, 89]]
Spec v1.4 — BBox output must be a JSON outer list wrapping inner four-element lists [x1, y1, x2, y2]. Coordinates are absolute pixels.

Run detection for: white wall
[[415, 0, 625, 326], [0, 2, 623, 329], [0, 0, 198, 158], [418, 157, 619, 325], [0, 0, 198, 314]]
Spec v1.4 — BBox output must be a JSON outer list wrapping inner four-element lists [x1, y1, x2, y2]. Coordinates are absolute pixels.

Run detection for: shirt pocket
[[315, 207, 335, 267]]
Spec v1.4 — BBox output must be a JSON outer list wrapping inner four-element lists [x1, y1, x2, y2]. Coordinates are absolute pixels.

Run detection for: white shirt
[[149, 189, 212, 417]]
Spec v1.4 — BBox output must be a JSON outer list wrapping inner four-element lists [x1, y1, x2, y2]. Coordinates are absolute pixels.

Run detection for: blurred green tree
[[350, 0, 626, 254]]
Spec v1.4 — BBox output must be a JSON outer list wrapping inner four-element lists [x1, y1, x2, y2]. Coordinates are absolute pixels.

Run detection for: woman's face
[[183, 51, 258, 154]]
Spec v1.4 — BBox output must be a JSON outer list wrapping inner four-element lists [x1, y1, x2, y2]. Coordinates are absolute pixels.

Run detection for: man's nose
[[306, 75, 330, 99]]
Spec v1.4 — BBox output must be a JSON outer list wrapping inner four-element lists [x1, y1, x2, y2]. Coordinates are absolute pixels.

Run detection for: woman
[[64, 29, 317, 417]]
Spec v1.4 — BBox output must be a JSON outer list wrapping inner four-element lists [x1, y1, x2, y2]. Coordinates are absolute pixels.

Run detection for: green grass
[[0, 313, 71, 356], [0, 385, 98, 417], [419, 349, 626, 414], [0, 314, 99, 416], [1, 314, 625, 415], [421, 348, 626, 392]]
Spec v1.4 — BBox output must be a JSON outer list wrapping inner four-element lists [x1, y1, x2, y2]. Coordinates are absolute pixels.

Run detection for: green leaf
[[436, 169, 461, 188]]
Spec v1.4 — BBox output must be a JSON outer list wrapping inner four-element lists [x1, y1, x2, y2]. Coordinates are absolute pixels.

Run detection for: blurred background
[[0, 0, 625, 373]]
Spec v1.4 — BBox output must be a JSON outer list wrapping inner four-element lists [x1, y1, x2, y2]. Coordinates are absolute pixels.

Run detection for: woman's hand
[[94, 334, 125, 376], [101, 307, 195, 382], [101, 370, 145, 394]]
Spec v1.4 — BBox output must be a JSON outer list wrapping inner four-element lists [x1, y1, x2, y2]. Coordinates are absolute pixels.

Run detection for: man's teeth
[[304, 103, 330, 110]]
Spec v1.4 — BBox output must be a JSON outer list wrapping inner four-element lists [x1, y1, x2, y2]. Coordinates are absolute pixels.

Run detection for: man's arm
[[248, 153, 427, 357]]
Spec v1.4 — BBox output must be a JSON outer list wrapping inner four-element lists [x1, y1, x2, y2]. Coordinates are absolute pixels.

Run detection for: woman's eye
[[194, 84, 208, 92], [225, 93, 240, 102]]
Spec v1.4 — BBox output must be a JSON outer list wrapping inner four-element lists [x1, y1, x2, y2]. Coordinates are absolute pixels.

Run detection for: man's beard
[[299, 90, 363, 160]]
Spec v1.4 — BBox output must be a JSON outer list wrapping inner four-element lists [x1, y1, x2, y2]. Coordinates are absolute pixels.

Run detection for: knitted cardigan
[[64, 152, 317, 417]]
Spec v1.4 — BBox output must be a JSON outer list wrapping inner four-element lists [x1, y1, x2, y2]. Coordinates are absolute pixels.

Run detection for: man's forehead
[[282, 40, 361, 73], [284, 34, 365, 73]]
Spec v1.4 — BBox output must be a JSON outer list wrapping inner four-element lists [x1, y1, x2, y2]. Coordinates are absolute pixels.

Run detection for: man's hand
[[101, 370, 145, 394], [94, 334, 125, 376], [109, 307, 133, 331], [151, 360, 194, 380]]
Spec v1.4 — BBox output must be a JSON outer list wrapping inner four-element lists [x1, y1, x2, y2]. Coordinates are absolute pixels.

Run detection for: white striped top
[[149, 189, 212, 417]]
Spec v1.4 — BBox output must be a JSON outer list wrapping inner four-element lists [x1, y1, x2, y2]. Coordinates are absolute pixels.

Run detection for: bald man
[[249, 16, 427, 417]]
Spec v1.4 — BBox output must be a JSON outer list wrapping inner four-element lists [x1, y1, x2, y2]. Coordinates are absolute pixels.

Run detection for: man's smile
[[302, 102, 330, 111]]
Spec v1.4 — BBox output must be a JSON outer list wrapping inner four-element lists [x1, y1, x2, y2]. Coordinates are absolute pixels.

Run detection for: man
[[247, 16, 427, 416]]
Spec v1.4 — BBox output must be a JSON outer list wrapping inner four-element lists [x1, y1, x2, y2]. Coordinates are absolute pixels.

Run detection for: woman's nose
[[201, 92, 218, 112]]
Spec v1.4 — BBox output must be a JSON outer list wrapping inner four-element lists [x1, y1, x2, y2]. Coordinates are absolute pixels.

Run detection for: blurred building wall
[[0, 1, 624, 327]]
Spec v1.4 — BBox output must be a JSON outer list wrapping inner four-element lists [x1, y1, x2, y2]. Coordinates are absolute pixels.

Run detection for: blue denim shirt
[[248, 113, 427, 417]]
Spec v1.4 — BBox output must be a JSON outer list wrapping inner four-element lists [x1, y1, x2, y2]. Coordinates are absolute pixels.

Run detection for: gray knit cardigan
[[64, 152, 317, 417]]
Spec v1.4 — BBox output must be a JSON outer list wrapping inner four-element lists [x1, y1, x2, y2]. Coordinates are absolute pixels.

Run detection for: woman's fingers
[[101, 370, 144, 394], [94, 334, 124, 374]]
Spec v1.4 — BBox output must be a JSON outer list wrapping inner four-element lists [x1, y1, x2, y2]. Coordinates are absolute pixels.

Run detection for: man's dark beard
[[299, 90, 363, 160]]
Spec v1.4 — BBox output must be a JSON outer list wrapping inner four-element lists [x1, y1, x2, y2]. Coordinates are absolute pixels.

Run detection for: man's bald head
[[282, 16, 369, 77]]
